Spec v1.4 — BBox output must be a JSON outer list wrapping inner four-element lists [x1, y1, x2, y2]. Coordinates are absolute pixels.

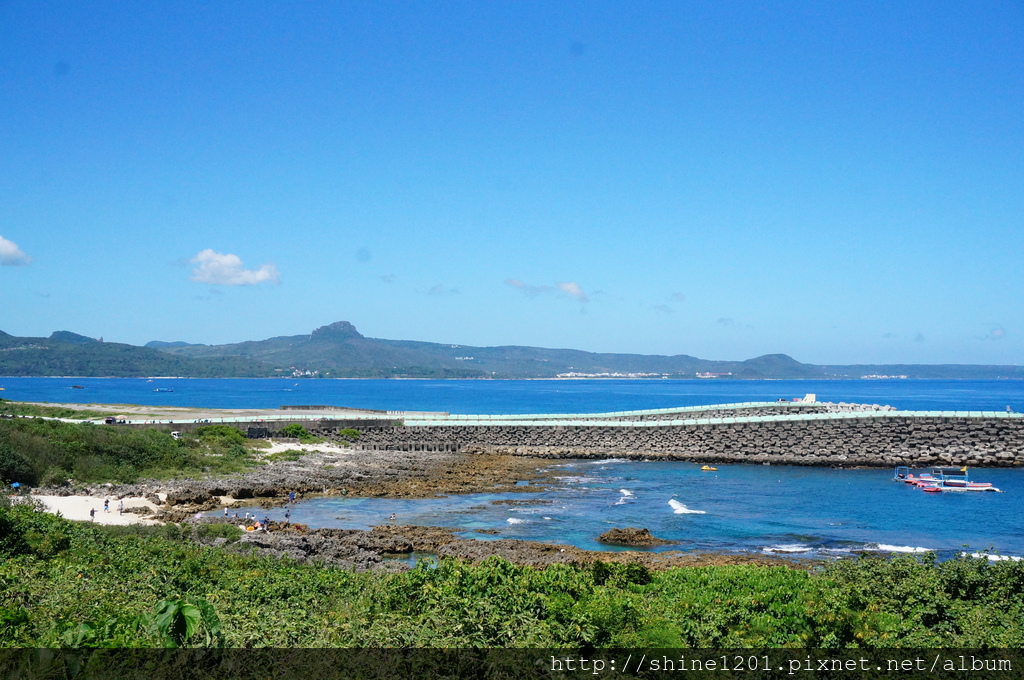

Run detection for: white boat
[[894, 466, 1001, 493]]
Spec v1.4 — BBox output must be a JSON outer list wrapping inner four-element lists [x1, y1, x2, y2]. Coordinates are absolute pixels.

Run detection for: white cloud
[[189, 249, 280, 286], [505, 279, 555, 297], [0, 236, 31, 266], [717, 317, 753, 330], [507, 278, 589, 304], [557, 282, 589, 303], [427, 284, 460, 296]]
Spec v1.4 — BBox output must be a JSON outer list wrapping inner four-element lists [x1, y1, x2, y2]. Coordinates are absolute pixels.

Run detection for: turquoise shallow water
[[8, 377, 1024, 558], [237, 462, 1024, 561]]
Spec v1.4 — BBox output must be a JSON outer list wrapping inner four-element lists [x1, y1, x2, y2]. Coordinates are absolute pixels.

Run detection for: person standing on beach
[[103, 499, 109, 512], [118, 500, 123, 516], [89, 508, 96, 522]]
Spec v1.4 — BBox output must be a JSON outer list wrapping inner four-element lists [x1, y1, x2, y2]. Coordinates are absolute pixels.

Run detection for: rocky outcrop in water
[[180, 518, 805, 572], [598, 527, 676, 547]]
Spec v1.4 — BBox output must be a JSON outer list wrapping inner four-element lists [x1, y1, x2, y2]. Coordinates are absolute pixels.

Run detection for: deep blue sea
[[3, 376, 1024, 413], [6, 377, 1024, 559]]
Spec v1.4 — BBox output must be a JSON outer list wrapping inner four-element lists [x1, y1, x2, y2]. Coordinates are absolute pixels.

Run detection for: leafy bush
[[138, 598, 223, 647], [0, 418, 257, 486], [194, 523, 243, 543], [3, 503, 1024, 649], [280, 424, 313, 441], [191, 425, 246, 445], [266, 449, 304, 462], [338, 428, 360, 443], [0, 440, 37, 485], [0, 400, 112, 420]]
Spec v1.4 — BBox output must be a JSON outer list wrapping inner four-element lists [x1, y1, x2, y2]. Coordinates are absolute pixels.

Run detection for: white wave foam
[[506, 518, 525, 524], [874, 544, 932, 553], [614, 489, 635, 505], [668, 499, 706, 514], [763, 544, 813, 554], [966, 553, 1022, 561]]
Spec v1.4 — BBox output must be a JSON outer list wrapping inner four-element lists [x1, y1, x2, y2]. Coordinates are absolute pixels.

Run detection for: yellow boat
[[700, 465, 718, 471]]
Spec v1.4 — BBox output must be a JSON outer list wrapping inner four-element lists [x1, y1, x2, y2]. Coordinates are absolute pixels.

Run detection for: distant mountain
[[3, 321, 1022, 379], [147, 320, 1024, 380], [145, 340, 201, 349], [49, 331, 98, 345], [819, 363, 1024, 380], [0, 331, 275, 377]]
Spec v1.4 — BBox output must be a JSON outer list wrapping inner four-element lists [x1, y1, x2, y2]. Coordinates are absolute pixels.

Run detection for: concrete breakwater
[[310, 411, 1024, 468]]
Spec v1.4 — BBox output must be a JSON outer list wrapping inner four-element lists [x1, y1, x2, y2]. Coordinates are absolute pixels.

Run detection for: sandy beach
[[262, 440, 357, 456], [31, 494, 163, 525]]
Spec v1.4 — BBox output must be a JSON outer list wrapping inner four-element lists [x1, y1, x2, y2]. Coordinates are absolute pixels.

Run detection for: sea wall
[[596, 402, 893, 421], [123, 418, 402, 433], [311, 416, 1024, 468]]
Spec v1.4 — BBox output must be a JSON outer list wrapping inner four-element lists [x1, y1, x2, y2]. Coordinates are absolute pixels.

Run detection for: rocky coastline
[[183, 517, 807, 572], [25, 399, 1023, 571], [40, 448, 559, 514], [29, 443, 814, 571]]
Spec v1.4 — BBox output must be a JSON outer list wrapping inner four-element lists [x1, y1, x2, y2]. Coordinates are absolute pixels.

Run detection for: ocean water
[[6, 376, 1024, 559], [3, 376, 1024, 413], [237, 461, 1024, 561]]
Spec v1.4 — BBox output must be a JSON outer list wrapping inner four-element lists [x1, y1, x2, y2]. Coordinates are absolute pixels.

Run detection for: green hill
[[3, 321, 1022, 379], [152, 320, 824, 379], [0, 332, 275, 378]]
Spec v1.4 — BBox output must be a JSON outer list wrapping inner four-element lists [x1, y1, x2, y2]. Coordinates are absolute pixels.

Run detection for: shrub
[[266, 449, 304, 462], [0, 418, 253, 485], [194, 523, 243, 543], [0, 441, 38, 485], [191, 425, 246, 445], [280, 424, 312, 441]]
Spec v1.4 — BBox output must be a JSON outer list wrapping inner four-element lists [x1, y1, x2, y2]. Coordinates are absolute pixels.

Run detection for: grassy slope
[[0, 419, 262, 486], [1, 501, 1023, 649]]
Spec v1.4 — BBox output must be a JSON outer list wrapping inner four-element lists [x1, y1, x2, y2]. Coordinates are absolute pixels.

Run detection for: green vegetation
[[279, 423, 315, 442], [265, 449, 304, 462], [7, 323, 1024, 379], [0, 419, 260, 486], [0, 399, 113, 420], [0, 336, 278, 378], [2, 500, 1023, 649], [338, 428, 359, 443]]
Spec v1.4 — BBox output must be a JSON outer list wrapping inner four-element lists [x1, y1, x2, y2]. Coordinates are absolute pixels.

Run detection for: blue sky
[[1, 1, 1021, 365]]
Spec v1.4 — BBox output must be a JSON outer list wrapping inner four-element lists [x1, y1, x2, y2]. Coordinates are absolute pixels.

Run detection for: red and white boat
[[894, 466, 1001, 493]]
